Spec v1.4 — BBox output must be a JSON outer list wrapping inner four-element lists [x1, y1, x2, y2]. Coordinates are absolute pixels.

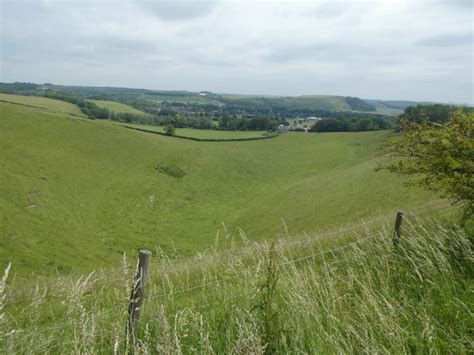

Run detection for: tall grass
[[1, 218, 473, 353]]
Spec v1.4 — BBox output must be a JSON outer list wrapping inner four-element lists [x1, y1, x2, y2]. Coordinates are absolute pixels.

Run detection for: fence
[[123, 211, 406, 347], [3, 204, 460, 351]]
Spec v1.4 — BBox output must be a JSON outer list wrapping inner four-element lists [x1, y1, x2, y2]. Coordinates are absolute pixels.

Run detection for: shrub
[[164, 124, 176, 136]]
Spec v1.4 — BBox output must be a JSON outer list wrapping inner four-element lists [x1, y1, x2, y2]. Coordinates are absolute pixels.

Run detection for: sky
[[1, 0, 473, 103]]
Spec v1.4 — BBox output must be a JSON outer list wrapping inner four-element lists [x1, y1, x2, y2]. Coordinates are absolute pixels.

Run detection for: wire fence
[[4, 202, 458, 309], [2, 200, 461, 352], [2, 204, 462, 353]]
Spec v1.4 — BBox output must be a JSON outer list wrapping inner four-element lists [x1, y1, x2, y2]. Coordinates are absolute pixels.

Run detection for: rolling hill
[[0, 82, 420, 116], [0, 97, 436, 276], [0, 92, 87, 117]]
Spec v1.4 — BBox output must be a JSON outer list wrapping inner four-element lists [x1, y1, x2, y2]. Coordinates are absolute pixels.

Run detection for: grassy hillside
[[88, 100, 147, 115], [0, 100, 436, 277], [2, 215, 471, 353], [0, 92, 86, 117]]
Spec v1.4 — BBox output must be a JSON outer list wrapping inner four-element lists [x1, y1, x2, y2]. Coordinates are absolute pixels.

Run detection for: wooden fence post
[[126, 249, 151, 348], [393, 212, 404, 249]]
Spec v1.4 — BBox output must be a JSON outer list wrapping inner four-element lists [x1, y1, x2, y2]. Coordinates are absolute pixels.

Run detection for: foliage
[[253, 243, 281, 353], [345, 96, 376, 112], [382, 109, 474, 219], [399, 104, 469, 124], [164, 124, 176, 136], [309, 116, 392, 132], [219, 113, 285, 131]]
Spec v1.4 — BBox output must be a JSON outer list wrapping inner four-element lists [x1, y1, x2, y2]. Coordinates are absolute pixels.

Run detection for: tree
[[381, 108, 474, 220], [164, 124, 176, 136], [399, 104, 459, 124]]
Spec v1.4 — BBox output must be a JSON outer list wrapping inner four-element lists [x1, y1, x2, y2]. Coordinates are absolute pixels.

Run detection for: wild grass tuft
[[1, 218, 473, 353]]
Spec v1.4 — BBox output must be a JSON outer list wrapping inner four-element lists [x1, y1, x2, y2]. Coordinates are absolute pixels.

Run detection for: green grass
[[2, 216, 472, 353], [115, 122, 266, 139], [0, 99, 437, 277], [0, 93, 87, 117], [88, 100, 147, 115]]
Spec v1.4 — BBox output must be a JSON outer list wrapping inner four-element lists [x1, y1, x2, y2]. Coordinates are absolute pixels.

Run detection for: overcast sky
[[1, 0, 473, 103]]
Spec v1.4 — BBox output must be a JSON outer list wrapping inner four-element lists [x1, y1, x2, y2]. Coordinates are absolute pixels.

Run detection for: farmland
[[0, 92, 87, 117], [1, 94, 471, 354], [0, 97, 437, 277]]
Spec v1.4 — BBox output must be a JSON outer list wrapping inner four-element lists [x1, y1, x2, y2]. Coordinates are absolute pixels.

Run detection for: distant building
[[306, 116, 322, 122], [198, 92, 207, 96], [277, 124, 291, 134]]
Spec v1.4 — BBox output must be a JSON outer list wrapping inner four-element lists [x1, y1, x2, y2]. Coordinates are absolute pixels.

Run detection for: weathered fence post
[[393, 211, 404, 249], [126, 249, 151, 348]]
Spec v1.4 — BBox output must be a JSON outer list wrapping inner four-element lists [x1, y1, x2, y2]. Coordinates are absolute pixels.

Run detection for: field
[[0, 92, 87, 117], [0, 98, 437, 277], [88, 100, 147, 115], [1, 95, 471, 354], [115, 122, 267, 139]]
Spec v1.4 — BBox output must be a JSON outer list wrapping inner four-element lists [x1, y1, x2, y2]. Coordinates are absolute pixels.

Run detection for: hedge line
[[121, 125, 279, 142]]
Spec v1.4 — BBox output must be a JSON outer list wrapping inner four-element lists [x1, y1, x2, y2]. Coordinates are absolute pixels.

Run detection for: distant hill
[[0, 82, 449, 118]]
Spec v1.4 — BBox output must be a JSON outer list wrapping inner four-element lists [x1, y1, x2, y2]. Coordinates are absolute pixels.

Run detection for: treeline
[[219, 113, 287, 131], [310, 117, 393, 132], [398, 104, 472, 124]]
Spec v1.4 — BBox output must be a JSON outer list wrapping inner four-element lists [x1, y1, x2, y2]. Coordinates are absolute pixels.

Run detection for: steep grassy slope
[[88, 100, 147, 115], [0, 101, 435, 276], [0, 93, 87, 117]]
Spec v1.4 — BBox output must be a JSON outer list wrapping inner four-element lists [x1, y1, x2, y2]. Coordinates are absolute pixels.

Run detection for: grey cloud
[[1, 0, 472, 104], [440, 0, 473, 9], [417, 33, 473, 47], [135, 0, 219, 21], [263, 42, 387, 64]]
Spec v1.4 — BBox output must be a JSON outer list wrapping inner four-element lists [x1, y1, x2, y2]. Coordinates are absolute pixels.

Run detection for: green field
[[116, 122, 267, 139], [1, 95, 470, 354], [0, 92, 87, 117], [88, 99, 147, 115], [0, 98, 437, 276]]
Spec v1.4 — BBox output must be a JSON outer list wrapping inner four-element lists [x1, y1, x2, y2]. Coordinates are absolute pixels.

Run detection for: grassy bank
[[1, 213, 472, 353]]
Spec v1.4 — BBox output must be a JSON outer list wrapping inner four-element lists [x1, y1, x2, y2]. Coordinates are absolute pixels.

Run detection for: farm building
[[277, 124, 291, 134]]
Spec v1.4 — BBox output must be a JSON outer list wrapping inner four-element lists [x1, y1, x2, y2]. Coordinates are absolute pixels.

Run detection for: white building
[[277, 124, 291, 134]]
